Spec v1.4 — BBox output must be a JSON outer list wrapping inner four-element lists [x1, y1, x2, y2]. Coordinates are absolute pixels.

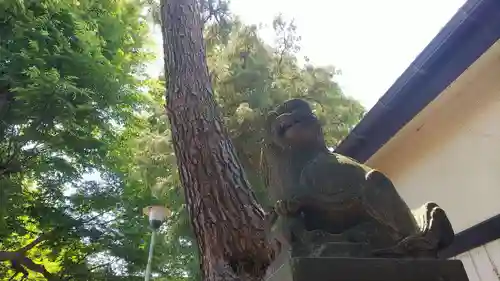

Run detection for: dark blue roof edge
[[335, 0, 500, 162]]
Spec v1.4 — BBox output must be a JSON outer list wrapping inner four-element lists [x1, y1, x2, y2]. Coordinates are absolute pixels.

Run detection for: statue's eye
[[277, 118, 301, 136]]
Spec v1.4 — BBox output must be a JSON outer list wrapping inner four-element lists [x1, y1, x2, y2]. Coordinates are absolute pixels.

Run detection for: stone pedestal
[[265, 247, 470, 281]]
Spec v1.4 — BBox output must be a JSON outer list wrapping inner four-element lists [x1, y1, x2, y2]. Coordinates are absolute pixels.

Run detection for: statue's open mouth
[[278, 119, 301, 136]]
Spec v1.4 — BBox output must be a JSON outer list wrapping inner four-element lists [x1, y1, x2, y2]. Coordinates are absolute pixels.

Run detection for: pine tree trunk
[[160, 0, 273, 280]]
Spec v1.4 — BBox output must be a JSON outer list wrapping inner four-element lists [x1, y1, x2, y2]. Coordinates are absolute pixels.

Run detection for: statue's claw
[[372, 234, 439, 258], [372, 242, 408, 257]]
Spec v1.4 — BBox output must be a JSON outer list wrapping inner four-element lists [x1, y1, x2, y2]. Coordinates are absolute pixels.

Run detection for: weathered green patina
[[263, 99, 455, 259]]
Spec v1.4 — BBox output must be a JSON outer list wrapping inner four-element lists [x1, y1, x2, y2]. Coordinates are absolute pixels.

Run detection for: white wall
[[364, 40, 500, 281], [366, 40, 500, 233], [386, 97, 500, 233], [454, 239, 500, 281]]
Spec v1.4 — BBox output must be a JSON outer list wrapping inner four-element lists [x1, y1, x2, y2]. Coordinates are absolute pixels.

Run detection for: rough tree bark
[[160, 0, 273, 280]]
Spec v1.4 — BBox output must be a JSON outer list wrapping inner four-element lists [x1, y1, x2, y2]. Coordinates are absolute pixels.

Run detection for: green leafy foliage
[[0, 0, 157, 280], [1, 0, 364, 280]]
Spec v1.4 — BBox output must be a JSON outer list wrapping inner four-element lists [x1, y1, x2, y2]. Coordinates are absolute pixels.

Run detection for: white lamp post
[[143, 205, 171, 281]]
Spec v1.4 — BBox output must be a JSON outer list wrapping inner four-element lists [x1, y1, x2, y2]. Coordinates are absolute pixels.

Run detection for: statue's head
[[265, 99, 325, 150]]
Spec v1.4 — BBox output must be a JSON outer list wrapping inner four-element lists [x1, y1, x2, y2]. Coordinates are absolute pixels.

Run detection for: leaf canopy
[[0, 1, 364, 280]]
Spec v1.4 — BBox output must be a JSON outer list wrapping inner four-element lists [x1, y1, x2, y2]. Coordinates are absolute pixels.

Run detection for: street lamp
[[143, 205, 171, 281]]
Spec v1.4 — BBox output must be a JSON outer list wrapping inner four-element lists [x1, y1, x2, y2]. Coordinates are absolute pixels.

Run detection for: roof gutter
[[335, 0, 500, 162]]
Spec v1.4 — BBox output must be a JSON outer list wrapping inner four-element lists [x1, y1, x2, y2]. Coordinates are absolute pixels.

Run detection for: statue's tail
[[412, 202, 455, 251], [373, 202, 455, 258]]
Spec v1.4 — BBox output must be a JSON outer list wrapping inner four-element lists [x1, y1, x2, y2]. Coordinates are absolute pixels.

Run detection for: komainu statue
[[263, 99, 454, 259]]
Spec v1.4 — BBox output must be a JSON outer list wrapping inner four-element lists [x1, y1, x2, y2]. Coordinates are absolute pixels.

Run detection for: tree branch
[[0, 231, 59, 280], [19, 255, 57, 280], [89, 262, 111, 272], [19, 232, 50, 254], [0, 251, 58, 280]]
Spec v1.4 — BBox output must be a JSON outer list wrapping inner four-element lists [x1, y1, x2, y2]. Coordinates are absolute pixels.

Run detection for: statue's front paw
[[372, 234, 438, 258], [275, 199, 301, 216], [306, 230, 345, 243]]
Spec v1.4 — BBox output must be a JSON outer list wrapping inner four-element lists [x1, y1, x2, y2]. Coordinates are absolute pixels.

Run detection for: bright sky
[[149, 0, 466, 110]]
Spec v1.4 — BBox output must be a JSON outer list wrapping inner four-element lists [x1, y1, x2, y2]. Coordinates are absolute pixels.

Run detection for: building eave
[[335, 0, 500, 162]]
